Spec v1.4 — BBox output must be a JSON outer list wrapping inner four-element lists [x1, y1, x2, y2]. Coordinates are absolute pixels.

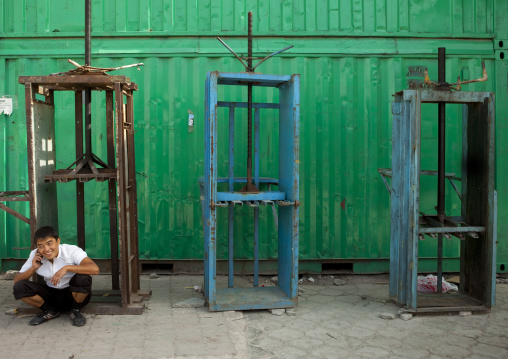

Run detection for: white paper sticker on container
[[0, 97, 13, 116]]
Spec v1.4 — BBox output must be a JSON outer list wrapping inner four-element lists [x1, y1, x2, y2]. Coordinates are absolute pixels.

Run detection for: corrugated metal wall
[[1, 0, 507, 273]]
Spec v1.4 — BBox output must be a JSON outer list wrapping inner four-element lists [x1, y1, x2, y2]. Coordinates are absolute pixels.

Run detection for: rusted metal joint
[[424, 61, 488, 91], [294, 200, 301, 208]]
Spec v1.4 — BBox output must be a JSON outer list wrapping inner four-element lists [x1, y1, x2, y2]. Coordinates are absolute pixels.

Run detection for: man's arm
[[51, 257, 100, 286], [13, 251, 43, 284]]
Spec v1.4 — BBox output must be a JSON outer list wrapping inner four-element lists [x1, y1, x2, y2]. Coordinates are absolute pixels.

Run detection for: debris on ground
[[333, 279, 347, 286], [270, 308, 285, 316], [400, 313, 413, 321], [298, 288, 305, 294], [298, 278, 304, 284], [286, 308, 296, 316], [308, 277, 315, 283], [380, 312, 396, 320], [459, 311, 472, 316], [172, 297, 206, 308], [5, 309, 17, 316], [4, 270, 18, 280], [270, 276, 278, 283], [361, 294, 367, 300], [149, 273, 160, 279]]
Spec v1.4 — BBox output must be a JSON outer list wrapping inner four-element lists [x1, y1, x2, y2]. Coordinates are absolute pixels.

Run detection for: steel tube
[[437, 47, 446, 293], [85, 0, 91, 66], [246, 11, 254, 187], [228, 107, 234, 288]]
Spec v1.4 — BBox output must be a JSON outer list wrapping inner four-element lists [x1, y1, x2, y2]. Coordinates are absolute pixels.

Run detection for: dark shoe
[[29, 310, 59, 326], [70, 309, 86, 327]]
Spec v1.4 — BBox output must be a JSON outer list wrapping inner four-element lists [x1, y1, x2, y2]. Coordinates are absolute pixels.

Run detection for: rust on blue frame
[[201, 71, 300, 311], [388, 89, 496, 313]]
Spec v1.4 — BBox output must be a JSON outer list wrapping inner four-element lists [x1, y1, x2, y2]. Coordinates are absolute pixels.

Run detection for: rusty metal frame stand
[[382, 89, 496, 314], [18, 74, 148, 314]]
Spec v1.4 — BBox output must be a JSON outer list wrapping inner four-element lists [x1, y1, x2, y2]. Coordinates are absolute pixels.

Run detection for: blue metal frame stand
[[201, 71, 300, 311], [383, 90, 496, 313]]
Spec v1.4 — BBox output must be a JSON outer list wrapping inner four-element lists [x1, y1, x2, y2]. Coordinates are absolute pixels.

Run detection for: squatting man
[[13, 226, 100, 326]]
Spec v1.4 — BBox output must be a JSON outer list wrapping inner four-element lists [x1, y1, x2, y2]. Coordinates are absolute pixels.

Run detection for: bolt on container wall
[[1, 0, 507, 274]]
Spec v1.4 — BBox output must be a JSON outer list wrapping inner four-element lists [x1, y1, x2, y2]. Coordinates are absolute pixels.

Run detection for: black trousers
[[13, 274, 92, 311]]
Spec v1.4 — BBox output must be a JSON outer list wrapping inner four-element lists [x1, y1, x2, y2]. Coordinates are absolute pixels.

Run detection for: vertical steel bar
[[437, 47, 446, 293], [126, 92, 140, 292], [25, 83, 36, 243], [254, 107, 260, 287], [246, 11, 253, 187], [106, 90, 119, 290], [84, 0, 92, 157], [115, 82, 129, 306], [228, 106, 234, 288], [75, 91, 85, 250], [85, 0, 91, 66], [254, 108, 260, 186]]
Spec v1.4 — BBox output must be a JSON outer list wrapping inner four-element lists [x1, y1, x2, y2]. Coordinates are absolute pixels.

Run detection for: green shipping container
[[1, 0, 507, 274]]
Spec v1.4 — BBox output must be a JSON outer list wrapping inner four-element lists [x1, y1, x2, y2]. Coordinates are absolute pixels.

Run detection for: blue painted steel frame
[[390, 90, 496, 312], [203, 71, 300, 311]]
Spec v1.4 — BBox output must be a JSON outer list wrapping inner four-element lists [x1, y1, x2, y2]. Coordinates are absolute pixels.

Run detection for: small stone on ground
[[286, 308, 296, 316], [270, 308, 285, 316], [380, 312, 396, 319], [400, 313, 413, 321], [333, 279, 347, 286]]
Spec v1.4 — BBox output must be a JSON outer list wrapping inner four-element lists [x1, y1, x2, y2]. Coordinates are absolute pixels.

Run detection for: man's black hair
[[34, 226, 59, 243]]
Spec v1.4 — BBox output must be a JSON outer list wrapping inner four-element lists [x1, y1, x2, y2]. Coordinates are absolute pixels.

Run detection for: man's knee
[[13, 280, 38, 300], [69, 274, 92, 293]]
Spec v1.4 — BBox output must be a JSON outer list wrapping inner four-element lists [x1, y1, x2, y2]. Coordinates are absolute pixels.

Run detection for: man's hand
[[51, 266, 69, 286], [31, 252, 43, 270]]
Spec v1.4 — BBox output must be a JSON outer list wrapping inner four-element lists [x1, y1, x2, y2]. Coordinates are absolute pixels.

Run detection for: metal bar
[[419, 226, 485, 233], [19, 75, 130, 86], [228, 106, 234, 288], [85, 0, 91, 66], [115, 82, 129, 307], [437, 47, 446, 294], [126, 92, 140, 292], [0, 191, 29, 196], [216, 37, 248, 69], [447, 178, 462, 200], [106, 90, 119, 290], [25, 83, 36, 242], [217, 191, 285, 201], [229, 107, 235, 192], [254, 206, 259, 287], [75, 91, 85, 250], [0, 203, 30, 224], [378, 172, 392, 195], [254, 108, 260, 187], [217, 101, 279, 109], [253, 45, 294, 71]]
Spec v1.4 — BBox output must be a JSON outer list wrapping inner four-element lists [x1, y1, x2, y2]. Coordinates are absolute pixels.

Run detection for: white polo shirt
[[19, 244, 88, 289]]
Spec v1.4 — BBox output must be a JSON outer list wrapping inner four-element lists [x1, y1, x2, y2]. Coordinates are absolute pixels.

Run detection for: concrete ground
[[1, 273, 508, 359]]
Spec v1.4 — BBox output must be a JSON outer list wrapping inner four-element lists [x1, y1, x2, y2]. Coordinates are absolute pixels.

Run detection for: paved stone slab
[[171, 296, 206, 308], [1, 273, 508, 359]]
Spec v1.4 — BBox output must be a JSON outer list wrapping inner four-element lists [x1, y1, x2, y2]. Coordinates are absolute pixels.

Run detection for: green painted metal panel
[[1, 0, 507, 274], [0, 0, 497, 38]]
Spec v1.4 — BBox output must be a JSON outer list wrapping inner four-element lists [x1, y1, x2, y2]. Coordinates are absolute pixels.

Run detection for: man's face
[[36, 236, 60, 261]]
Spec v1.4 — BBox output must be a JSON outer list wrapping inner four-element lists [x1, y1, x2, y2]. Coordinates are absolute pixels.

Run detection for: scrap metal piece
[[424, 61, 487, 90]]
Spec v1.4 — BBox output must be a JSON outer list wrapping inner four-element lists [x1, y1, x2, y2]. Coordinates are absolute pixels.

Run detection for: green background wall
[[1, 0, 507, 273]]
